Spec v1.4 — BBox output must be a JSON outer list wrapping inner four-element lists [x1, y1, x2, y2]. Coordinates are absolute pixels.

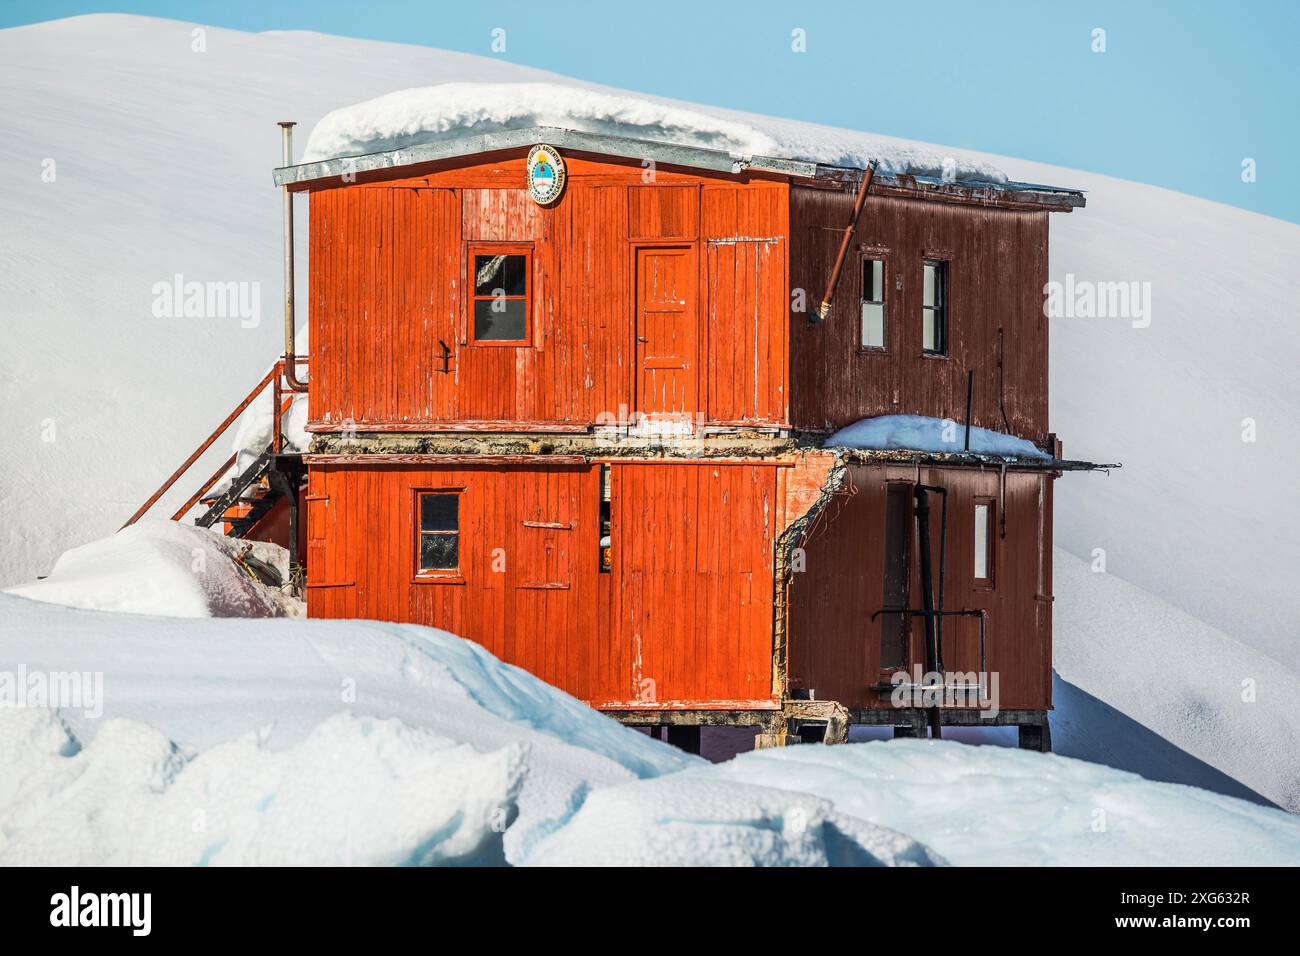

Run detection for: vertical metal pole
[[279, 121, 307, 392], [964, 369, 974, 452], [914, 484, 942, 738]]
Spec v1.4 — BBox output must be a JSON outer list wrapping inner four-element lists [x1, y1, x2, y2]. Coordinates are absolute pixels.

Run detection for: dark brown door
[[879, 483, 911, 672]]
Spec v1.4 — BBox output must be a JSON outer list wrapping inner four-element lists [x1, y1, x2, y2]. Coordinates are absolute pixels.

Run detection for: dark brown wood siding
[[790, 186, 1050, 439], [785, 462, 1054, 711]]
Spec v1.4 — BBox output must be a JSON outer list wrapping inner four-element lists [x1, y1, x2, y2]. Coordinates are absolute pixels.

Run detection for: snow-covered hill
[[2, 15, 1296, 811]]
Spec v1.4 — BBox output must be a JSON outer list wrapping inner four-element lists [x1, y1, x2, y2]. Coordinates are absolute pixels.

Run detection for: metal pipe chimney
[[279, 121, 307, 392]]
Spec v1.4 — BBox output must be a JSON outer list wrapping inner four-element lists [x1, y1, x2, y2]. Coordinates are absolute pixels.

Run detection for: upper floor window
[[861, 258, 886, 350], [469, 244, 530, 344], [922, 259, 947, 355], [417, 491, 460, 574]]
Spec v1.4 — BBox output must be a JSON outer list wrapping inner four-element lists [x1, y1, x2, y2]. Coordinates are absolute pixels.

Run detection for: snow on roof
[[826, 414, 1052, 461], [301, 81, 1009, 185]]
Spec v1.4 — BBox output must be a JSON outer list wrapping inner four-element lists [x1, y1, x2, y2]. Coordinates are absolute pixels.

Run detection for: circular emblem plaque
[[527, 144, 566, 206]]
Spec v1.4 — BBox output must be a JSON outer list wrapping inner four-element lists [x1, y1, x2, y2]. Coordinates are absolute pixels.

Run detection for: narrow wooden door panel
[[635, 246, 697, 417], [609, 463, 776, 705]]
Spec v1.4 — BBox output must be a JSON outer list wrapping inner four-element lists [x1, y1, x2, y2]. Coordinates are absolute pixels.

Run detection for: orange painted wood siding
[[307, 460, 780, 708], [307, 151, 789, 430]]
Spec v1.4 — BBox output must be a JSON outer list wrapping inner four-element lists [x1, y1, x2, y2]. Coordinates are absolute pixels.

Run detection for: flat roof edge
[[272, 126, 819, 187], [271, 126, 1084, 205], [835, 447, 1119, 471]]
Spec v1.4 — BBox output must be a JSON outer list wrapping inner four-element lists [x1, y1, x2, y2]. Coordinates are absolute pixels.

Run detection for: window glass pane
[[474, 298, 527, 341], [974, 503, 989, 579], [923, 308, 936, 351], [474, 254, 527, 296], [861, 302, 884, 348], [420, 533, 459, 571], [923, 262, 936, 307], [863, 259, 884, 302], [420, 494, 458, 532]]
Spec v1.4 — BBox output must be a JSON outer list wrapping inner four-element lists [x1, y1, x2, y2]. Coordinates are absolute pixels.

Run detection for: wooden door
[[635, 246, 698, 417], [609, 462, 777, 706]]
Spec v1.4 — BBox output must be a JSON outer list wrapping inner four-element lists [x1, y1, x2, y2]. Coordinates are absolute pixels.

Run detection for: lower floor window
[[418, 492, 460, 572]]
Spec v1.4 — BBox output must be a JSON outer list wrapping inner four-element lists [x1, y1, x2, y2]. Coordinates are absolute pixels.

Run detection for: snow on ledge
[[301, 82, 1008, 185], [826, 414, 1051, 460]]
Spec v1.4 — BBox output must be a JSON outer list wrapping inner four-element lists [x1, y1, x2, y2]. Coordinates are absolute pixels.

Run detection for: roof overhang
[[273, 125, 819, 188], [835, 447, 1118, 472], [271, 124, 1086, 208]]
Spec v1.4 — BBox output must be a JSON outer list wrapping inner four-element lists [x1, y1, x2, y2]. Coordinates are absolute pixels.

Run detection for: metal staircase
[[124, 358, 308, 556]]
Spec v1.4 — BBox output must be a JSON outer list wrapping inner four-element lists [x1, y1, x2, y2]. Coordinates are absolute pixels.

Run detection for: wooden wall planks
[[784, 463, 1054, 710], [307, 460, 780, 709], [789, 186, 1050, 440], [307, 150, 789, 430]]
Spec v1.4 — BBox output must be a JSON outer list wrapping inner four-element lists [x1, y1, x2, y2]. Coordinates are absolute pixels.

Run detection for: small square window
[[861, 258, 885, 350], [418, 492, 460, 573], [468, 246, 530, 345]]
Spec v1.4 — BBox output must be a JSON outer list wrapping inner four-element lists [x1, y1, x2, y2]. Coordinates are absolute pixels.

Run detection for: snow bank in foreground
[[526, 776, 943, 867], [0, 593, 695, 865], [0, 709, 520, 865], [301, 82, 1008, 184], [826, 414, 1052, 459], [3, 520, 297, 618], [695, 740, 1300, 866]]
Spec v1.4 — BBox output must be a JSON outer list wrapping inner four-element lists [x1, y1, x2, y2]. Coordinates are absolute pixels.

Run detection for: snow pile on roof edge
[[826, 414, 1051, 459], [301, 82, 1008, 184]]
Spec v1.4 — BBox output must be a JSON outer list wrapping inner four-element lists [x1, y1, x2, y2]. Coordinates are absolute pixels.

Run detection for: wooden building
[[134, 122, 1105, 752]]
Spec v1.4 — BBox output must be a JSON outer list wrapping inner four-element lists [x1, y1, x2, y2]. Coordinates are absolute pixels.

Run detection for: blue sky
[[5, 0, 1298, 223]]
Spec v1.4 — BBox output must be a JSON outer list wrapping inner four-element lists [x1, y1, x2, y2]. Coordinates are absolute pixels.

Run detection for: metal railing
[[121, 357, 306, 529]]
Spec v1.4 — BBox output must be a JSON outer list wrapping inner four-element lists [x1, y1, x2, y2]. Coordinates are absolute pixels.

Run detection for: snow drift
[[0, 591, 695, 865], [6, 592, 1297, 866], [525, 775, 944, 867], [693, 740, 1300, 867], [4, 520, 298, 618]]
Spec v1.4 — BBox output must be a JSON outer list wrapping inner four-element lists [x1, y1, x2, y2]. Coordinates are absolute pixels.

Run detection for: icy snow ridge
[[826, 414, 1052, 460], [526, 775, 944, 867], [301, 82, 1009, 184], [690, 740, 1300, 867]]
